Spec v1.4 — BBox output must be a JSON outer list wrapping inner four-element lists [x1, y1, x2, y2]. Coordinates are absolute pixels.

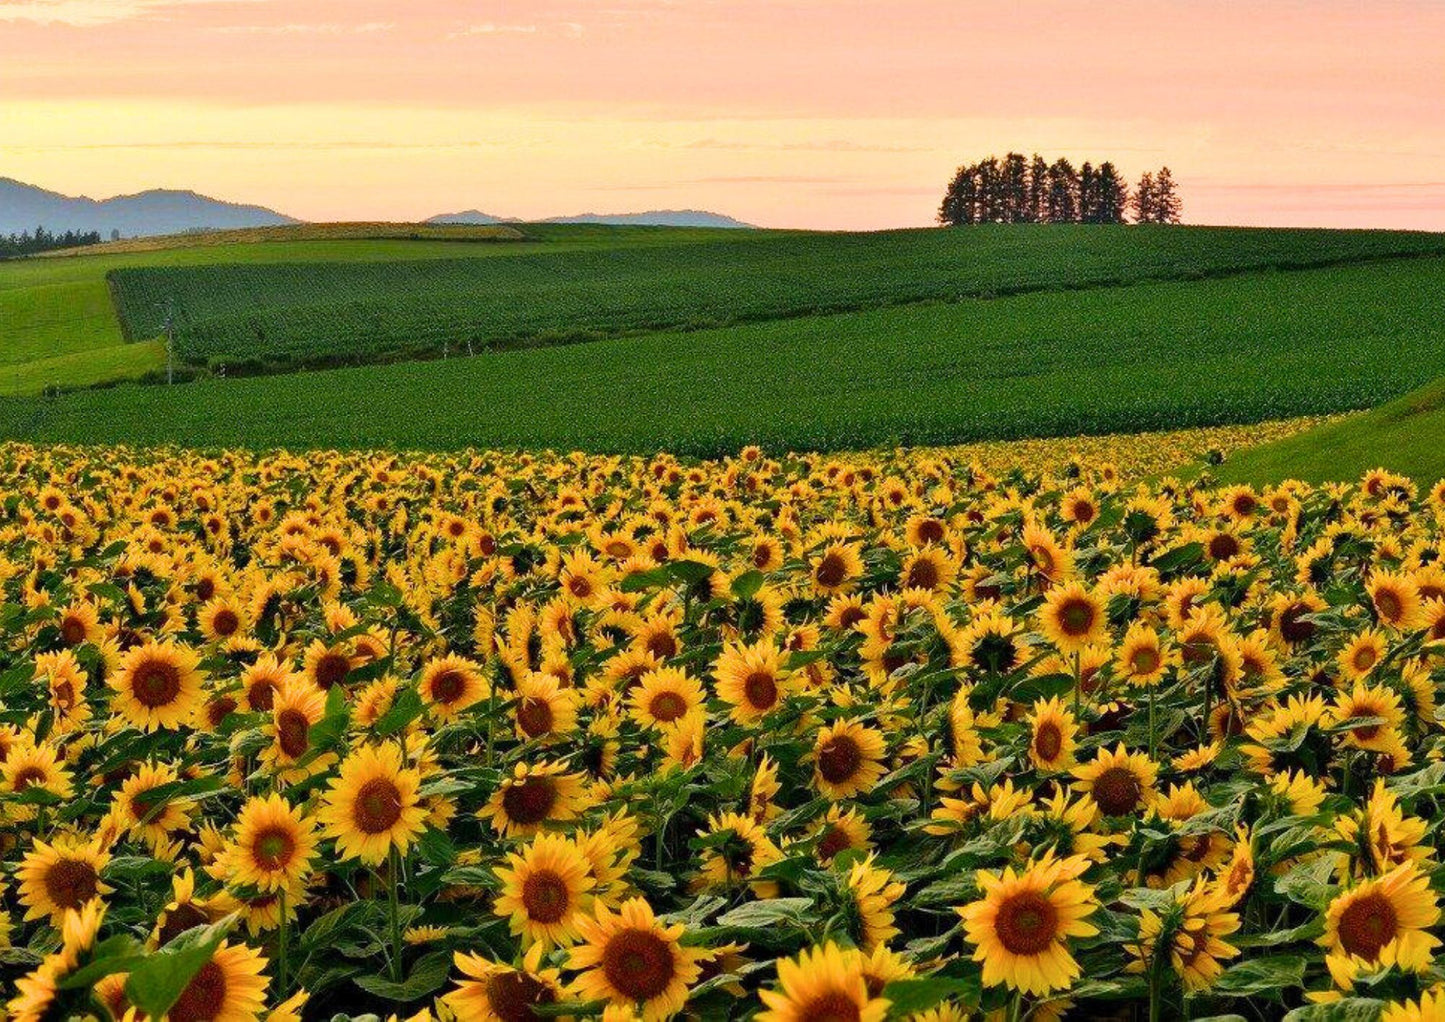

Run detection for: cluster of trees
[[0, 226, 104, 259], [939, 153, 1181, 226]]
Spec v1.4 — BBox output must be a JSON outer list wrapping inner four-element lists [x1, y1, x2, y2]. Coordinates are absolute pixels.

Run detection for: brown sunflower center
[[516, 697, 555, 738], [276, 709, 310, 759], [742, 671, 778, 710], [1352, 647, 1379, 672], [485, 971, 556, 1022], [906, 558, 940, 590], [646, 632, 678, 659], [818, 734, 863, 784], [815, 554, 847, 589], [1337, 890, 1400, 962], [1279, 603, 1315, 644], [501, 777, 558, 826], [169, 960, 227, 1022], [816, 825, 852, 862], [1033, 722, 1064, 762], [520, 869, 571, 923], [247, 678, 277, 712], [60, 617, 88, 645], [131, 658, 182, 708], [431, 670, 466, 705], [12, 766, 47, 791], [252, 826, 297, 871], [158, 901, 210, 945], [314, 652, 351, 690], [800, 991, 863, 1022], [995, 889, 1060, 956], [353, 777, 404, 834], [43, 858, 98, 910], [1375, 590, 1404, 623], [567, 576, 593, 599], [1208, 534, 1240, 560], [1092, 765, 1143, 816], [648, 691, 688, 723], [601, 927, 677, 1002], [211, 609, 240, 636], [1131, 647, 1161, 675], [1057, 597, 1096, 637]]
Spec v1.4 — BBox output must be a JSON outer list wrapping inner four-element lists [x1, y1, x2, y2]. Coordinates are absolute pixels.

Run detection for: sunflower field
[[3, 441, 1445, 1022]]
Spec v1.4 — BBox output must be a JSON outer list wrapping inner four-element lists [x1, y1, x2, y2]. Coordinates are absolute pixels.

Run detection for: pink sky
[[2, 0, 1443, 230]]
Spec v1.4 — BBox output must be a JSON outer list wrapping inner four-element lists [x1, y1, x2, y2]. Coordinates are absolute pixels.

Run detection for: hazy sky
[[2, 0, 1443, 230]]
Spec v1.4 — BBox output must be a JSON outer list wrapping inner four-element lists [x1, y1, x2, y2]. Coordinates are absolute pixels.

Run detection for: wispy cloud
[[0, 0, 269, 27], [207, 21, 393, 35], [683, 138, 936, 154], [453, 22, 539, 37]]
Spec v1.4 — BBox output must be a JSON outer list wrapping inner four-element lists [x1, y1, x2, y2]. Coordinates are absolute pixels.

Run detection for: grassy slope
[[106, 224, 1445, 373], [1212, 376, 1445, 485], [3, 256, 1442, 455], [0, 223, 754, 394]]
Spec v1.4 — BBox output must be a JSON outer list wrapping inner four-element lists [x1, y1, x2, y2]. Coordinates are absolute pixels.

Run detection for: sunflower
[[714, 640, 790, 724], [108, 639, 205, 730], [1321, 863, 1440, 971], [812, 804, 873, 864], [419, 654, 489, 721], [958, 853, 1100, 996], [1114, 623, 1175, 688], [811, 541, 864, 596], [1382, 989, 1445, 1022], [845, 856, 906, 951], [1368, 570, 1423, 630], [480, 761, 587, 838], [317, 742, 427, 865], [165, 939, 270, 1022], [569, 897, 703, 1021], [7, 900, 106, 1022], [1038, 582, 1107, 655], [1130, 880, 1241, 991], [260, 677, 330, 780], [514, 671, 581, 742], [54, 600, 102, 647], [1026, 697, 1078, 773], [116, 760, 193, 848], [34, 649, 91, 732], [239, 654, 294, 713], [493, 832, 595, 949], [757, 942, 889, 1022], [444, 946, 567, 1022], [1337, 628, 1388, 682], [2, 740, 73, 803], [1071, 744, 1158, 818], [629, 666, 705, 730], [302, 638, 354, 691], [694, 812, 782, 897], [198, 595, 248, 642], [223, 793, 318, 892], [16, 836, 112, 924], [900, 546, 956, 593], [1332, 682, 1406, 753], [811, 719, 887, 800]]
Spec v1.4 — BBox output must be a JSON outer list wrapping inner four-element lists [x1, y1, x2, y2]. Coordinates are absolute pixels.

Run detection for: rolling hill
[[426, 208, 754, 228], [0, 177, 297, 238]]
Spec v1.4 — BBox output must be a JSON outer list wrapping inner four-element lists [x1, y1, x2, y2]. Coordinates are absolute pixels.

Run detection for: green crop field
[[3, 255, 1442, 455], [104, 224, 1445, 374], [0, 222, 752, 394]]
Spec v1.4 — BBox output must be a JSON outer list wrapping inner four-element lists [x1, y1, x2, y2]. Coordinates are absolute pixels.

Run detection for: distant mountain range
[[0, 176, 755, 238], [427, 209, 755, 229], [0, 178, 297, 238]]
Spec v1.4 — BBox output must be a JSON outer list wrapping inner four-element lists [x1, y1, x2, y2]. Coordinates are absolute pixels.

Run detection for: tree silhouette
[[1153, 167, 1182, 224]]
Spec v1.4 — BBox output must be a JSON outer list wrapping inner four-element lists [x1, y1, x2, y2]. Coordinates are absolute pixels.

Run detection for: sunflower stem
[[386, 846, 404, 983], [1147, 682, 1157, 761], [278, 886, 289, 996]]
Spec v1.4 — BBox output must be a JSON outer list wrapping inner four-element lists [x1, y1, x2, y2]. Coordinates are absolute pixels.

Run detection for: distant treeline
[[0, 226, 104, 258], [940, 153, 1181, 226]]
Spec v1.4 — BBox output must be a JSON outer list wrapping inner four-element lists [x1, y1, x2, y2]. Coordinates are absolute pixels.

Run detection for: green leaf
[[714, 897, 815, 929], [123, 914, 237, 1020], [1212, 955, 1306, 998], [374, 685, 424, 736], [59, 935, 149, 989], [1281, 1000, 1388, 1022], [353, 950, 451, 1001], [882, 976, 981, 1016], [730, 570, 764, 601]]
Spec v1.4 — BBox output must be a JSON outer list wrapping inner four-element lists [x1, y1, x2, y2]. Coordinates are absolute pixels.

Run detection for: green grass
[[1210, 376, 1445, 485], [0, 341, 165, 397], [3, 257, 1443, 455], [104, 224, 1445, 374]]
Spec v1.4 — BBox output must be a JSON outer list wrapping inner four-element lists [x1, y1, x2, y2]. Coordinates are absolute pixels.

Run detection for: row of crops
[[105, 224, 1445, 374], [11, 258, 1445, 454]]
